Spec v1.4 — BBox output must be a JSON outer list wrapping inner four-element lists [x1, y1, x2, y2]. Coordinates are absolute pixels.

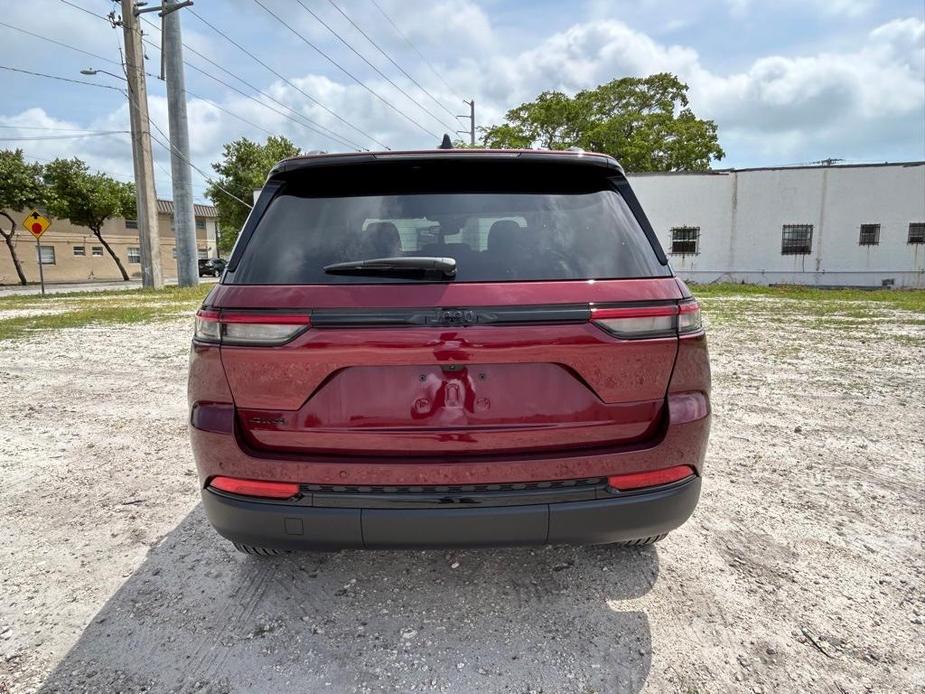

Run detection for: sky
[[1, 0, 923, 204]]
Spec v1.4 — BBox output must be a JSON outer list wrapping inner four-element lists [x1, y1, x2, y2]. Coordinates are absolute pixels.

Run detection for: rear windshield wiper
[[323, 256, 457, 278]]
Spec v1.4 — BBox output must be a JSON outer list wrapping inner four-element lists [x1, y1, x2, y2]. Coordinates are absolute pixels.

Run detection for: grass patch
[[0, 284, 212, 310], [691, 283, 925, 314], [0, 285, 212, 341]]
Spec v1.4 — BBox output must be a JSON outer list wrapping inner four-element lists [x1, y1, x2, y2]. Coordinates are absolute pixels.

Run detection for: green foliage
[[0, 149, 45, 212], [482, 73, 724, 171], [206, 136, 300, 253], [42, 158, 136, 232]]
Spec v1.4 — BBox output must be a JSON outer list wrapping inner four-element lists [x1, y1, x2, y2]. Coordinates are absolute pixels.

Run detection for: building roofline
[[156, 199, 218, 218]]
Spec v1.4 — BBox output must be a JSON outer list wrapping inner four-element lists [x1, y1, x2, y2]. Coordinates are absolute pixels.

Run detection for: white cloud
[[725, 0, 877, 19]]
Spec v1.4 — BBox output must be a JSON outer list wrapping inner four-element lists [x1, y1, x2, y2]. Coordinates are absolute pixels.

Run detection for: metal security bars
[[781, 224, 813, 255], [908, 223, 925, 244], [670, 226, 700, 256], [859, 223, 880, 246]]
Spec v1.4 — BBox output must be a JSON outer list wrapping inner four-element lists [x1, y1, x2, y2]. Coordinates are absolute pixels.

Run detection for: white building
[[628, 162, 925, 287]]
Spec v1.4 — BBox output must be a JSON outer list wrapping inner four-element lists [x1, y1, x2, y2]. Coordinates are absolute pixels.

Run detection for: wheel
[[232, 542, 289, 556], [613, 533, 668, 546]]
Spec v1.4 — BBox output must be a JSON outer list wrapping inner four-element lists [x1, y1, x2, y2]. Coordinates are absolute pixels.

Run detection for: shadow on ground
[[39, 505, 659, 693]]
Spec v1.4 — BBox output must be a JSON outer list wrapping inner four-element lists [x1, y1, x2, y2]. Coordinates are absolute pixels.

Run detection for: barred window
[[91, 246, 103, 256], [670, 226, 700, 256], [909, 223, 925, 244], [125, 219, 138, 230], [73, 245, 86, 256], [859, 224, 880, 246], [781, 224, 813, 255], [127, 247, 141, 264], [196, 218, 206, 230]]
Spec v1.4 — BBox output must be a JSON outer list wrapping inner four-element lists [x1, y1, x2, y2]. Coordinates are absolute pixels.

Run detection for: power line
[[150, 130, 252, 209], [0, 131, 129, 141], [57, 0, 110, 22], [0, 124, 124, 132], [143, 34, 359, 151], [251, 0, 440, 139], [114, 79, 253, 210], [294, 0, 457, 132], [142, 109, 252, 210], [52, 2, 292, 143], [325, 0, 461, 122], [0, 65, 123, 91], [187, 8, 389, 150], [182, 85, 277, 139], [0, 20, 123, 67], [140, 24, 364, 151], [368, 0, 458, 97]]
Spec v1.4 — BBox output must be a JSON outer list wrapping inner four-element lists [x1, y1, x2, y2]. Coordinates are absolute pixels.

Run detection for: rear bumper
[[201, 476, 701, 550]]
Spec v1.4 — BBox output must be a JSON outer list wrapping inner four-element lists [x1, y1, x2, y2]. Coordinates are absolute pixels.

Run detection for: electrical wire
[[0, 124, 125, 132], [294, 0, 457, 132], [114, 81, 253, 210], [0, 20, 123, 67], [57, 0, 110, 22], [52, 0, 351, 151], [0, 131, 129, 141], [0, 65, 123, 91], [187, 8, 388, 150], [326, 0, 461, 121], [140, 25, 364, 151], [368, 0, 458, 97], [251, 0, 440, 139]]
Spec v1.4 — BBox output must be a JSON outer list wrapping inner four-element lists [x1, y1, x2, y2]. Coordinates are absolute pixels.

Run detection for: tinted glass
[[231, 170, 667, 284]]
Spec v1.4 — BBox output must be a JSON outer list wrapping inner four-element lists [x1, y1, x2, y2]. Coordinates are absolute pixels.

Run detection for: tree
[[206, 136, 300, 254], [0, 149, 45, 285], [43, 158, 137, 281], [482, 73, 724, 171]]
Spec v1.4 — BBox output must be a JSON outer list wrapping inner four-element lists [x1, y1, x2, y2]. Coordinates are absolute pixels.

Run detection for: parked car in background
[[198, 257, 226, 277], [188, 148, 711, 554]]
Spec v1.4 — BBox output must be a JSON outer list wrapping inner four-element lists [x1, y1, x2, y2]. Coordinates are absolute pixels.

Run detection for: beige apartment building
[[0, 200, 220, 285]]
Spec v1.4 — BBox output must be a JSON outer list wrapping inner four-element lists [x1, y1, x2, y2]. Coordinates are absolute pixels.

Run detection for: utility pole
[[159, 0, 198, 286], [456, 99, 475, 146], [120, 0, 163, 288]]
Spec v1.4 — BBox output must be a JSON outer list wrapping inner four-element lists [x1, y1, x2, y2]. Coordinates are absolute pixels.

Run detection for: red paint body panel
[[237, 363, 663, 456], [220, 324, 678, 410], [189, 391, 709, 486]]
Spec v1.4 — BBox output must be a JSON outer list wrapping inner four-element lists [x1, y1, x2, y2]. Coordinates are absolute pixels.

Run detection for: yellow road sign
[[23, 210, 51, 239]]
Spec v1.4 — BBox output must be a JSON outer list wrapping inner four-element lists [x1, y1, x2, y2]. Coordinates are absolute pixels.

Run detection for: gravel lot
[[1, 291, 923, 693]]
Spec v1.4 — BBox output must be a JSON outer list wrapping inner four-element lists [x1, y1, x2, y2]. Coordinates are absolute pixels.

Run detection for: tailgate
[[216, 281, 684, 458]]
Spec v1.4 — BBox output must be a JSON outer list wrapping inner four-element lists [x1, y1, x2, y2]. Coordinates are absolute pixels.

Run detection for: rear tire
[[232, 542, 289, 556], [614, 533, 667, 546]]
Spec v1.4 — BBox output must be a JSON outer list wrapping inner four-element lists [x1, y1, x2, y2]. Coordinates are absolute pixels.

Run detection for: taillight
[[209, 476, 300, 499], [591, 305, 678, 339], [678, 300, 702, 334], [590, 300, 703, 339], [194, 309, 310, 346], [607, 465, 696, 491]]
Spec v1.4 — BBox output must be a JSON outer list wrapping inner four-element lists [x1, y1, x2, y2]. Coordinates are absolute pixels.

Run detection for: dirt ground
[[0, 292, 923, 693]]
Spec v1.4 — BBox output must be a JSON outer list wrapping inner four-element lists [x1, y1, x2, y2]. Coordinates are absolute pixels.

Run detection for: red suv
[[188, 149, 710, 554]]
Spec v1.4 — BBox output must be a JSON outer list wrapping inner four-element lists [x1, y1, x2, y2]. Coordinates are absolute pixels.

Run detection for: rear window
[[229, 163, 668, 284]]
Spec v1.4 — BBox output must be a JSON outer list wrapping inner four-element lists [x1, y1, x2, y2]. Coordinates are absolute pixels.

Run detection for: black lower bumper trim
[[201, 477, 701, 550]]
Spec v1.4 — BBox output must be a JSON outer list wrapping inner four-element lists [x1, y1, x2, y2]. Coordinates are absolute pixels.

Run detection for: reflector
[[210, 476, 299, 499], [607, 465, 696, 491]]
